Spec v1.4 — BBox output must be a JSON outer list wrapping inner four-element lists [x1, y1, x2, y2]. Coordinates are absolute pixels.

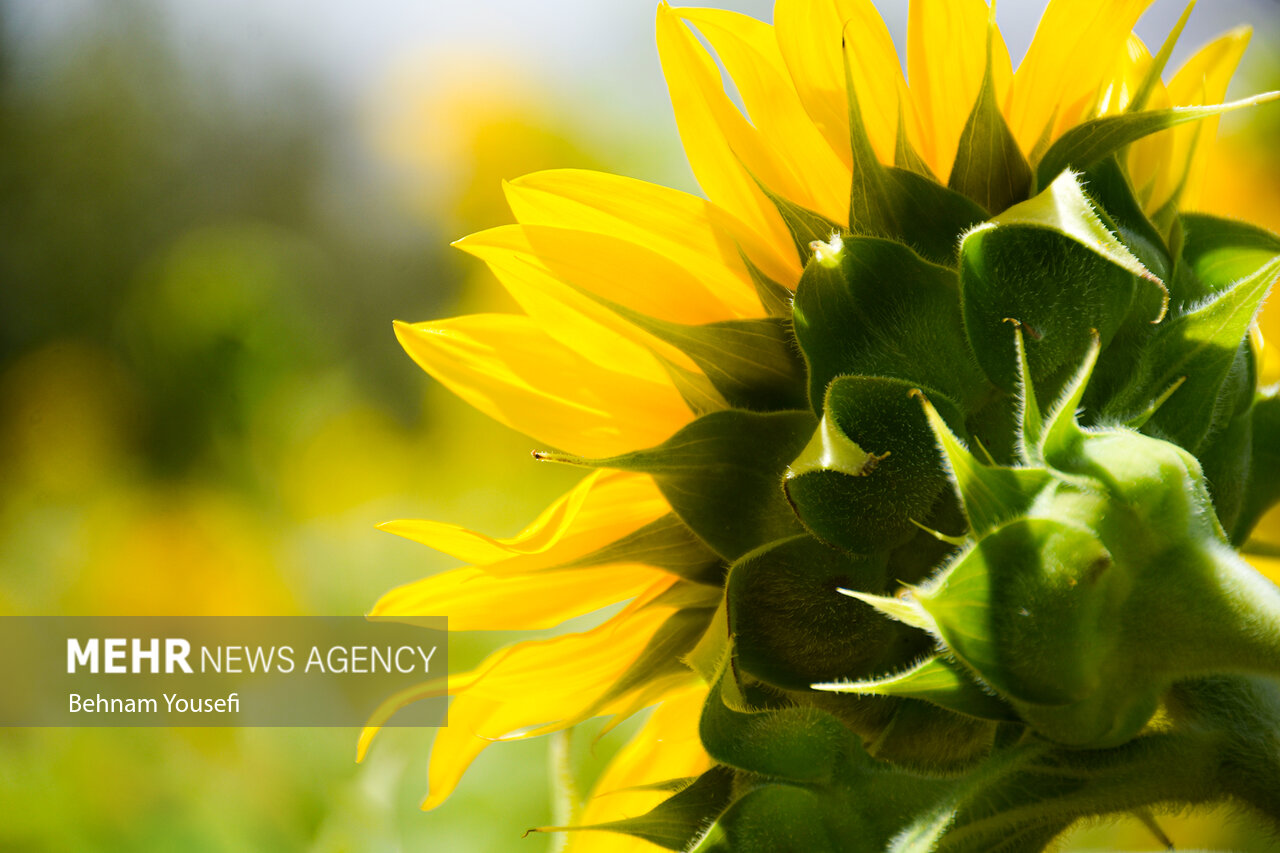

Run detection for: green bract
[[530, 15, 1280, 853]]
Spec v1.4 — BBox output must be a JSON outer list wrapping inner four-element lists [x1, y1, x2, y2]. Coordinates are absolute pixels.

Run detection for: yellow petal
[[505, 169, 792, 300], [419, 694, 506, 811], [566, 684, 712, 853], [1258, 322, 1278, 387], [1007, 0, 1156, 151], [655, 2, 800, 278], [456, 225, 700, 376], [357, 669, 481, 762], [1198, 139, 1280, 238], [1158, 27, 1252, 211], [907, 0, 1013, 180], [361, 579, 681, 767], [394, 315, 691, 457], [774, 0, 909, 167], [1095, 34, 1156, 116], [589, 671, 697, 743], [675, 7, 850, 225], [378, 469, 669, 569], [422, 601, 678, 810], [1249, 554, 1280, 588], [1104, 35, 1173, 203], [460, 224, 742, 326], [368, 563, 668, 631]]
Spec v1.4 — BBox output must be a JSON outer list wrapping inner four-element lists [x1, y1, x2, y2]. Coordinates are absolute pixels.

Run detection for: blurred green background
[[1, 1, 1278, 850]]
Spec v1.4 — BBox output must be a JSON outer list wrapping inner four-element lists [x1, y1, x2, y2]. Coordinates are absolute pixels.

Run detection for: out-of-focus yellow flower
[[363, 1, 1272, 847], [367, 52, 603, 235], [70, 488, 298, 616], [276, 404, 424, 521], [367, 52, 611, 317]]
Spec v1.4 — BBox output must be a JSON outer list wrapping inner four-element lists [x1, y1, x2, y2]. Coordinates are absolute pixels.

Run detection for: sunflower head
[[367, 1, 1280, 850]]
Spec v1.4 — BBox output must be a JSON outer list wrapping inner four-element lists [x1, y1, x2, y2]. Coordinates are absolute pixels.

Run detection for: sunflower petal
[[357, 670, 482, 763], [1159, 27, 1252, 210], [566, 685, 712, 853], [378, 470, 669, 569], [394, 315, 690, 457], [1096, 34, 1156, 117], [505, 169, 792, 298], [655, 2, 799, 275], [456, 226, 702, 375], [675, 7, 850, 225], [1007, 0, 1157, 151], [1263, 324, 1280, 387], [1248, 554, 1280, 588], [775, 0, 909, 168], [908, 0, 1012, 181], [421, 602, 679, 810], [368, 563, 669, 630], [1114, 35, 1172, 205], [460, 224, 742, 326]]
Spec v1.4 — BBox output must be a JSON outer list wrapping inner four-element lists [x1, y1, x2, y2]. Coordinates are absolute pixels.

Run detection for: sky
[[10, 1, 1276, 117], [4, 0, 1276, 227]]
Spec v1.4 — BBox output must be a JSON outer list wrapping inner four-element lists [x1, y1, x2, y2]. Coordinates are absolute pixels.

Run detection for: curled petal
[[422, 598, 679, 810], [378, 470, 668, 570], [565, 684, 712, 853]]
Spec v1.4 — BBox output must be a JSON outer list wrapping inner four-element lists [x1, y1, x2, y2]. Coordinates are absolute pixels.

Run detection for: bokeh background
[[1, 0, 1278, 850]]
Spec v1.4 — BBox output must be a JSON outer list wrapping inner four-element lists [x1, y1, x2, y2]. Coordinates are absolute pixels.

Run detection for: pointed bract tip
[[532, 449, 592, 467], [1244, 90, 1280, 108], [838, 587, 936, 632], [1010, 320, 1044, 459], [910, 518, 969, 546], [810, 233, 844, 268], [1039, 332, 1101, 460], [811, 678, 871, 694]]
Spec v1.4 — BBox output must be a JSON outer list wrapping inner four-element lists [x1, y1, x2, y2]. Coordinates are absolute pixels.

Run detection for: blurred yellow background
[[0, 1, 1277, 850]]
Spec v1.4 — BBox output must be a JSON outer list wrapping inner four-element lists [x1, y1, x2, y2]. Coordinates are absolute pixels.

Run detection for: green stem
[[941, 731, 1224, 852], [1170, 676, 1280, 823], [1156, 544, 1280, 680]]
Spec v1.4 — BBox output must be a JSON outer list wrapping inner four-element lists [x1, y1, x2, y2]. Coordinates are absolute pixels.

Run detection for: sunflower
[[360, 1, 1280, 850]]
